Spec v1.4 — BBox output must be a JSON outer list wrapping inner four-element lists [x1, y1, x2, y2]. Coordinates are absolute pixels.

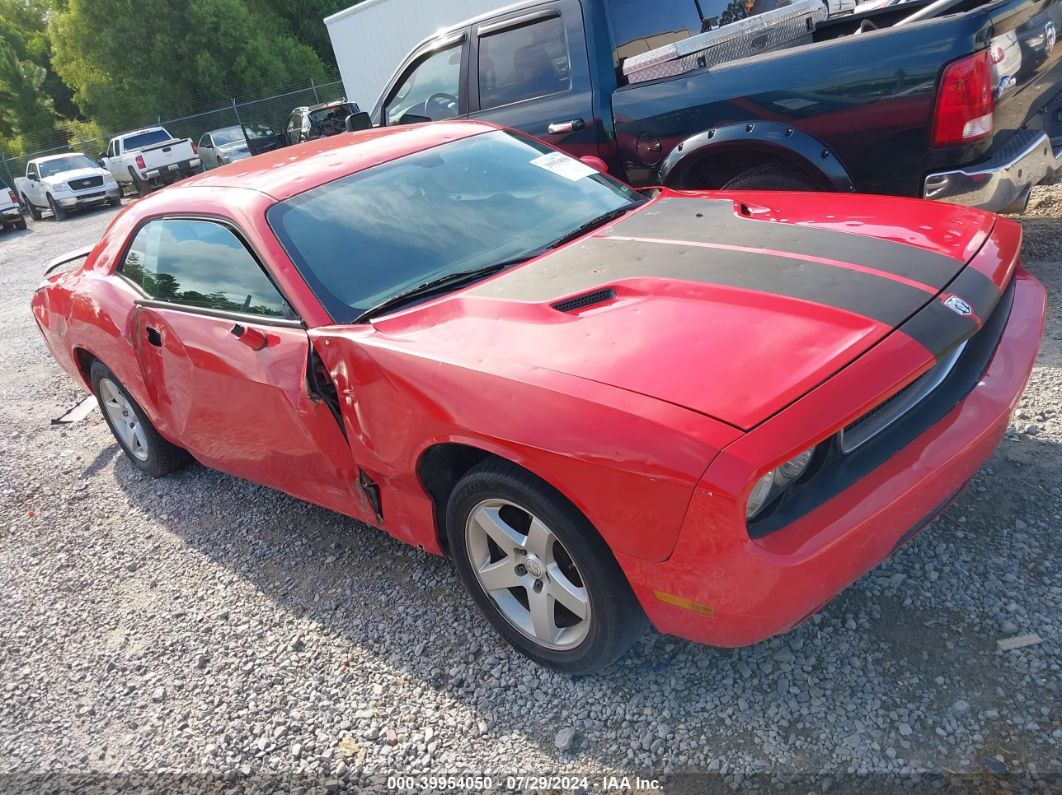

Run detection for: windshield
[[242, 123, 274, 139], [267, 130, 643, 323], [122, 129, 172, 151], [212, 127, 245, 146], [38, 155, 98, 177]]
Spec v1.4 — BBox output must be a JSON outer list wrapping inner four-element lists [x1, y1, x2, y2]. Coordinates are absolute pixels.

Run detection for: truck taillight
[[932, 50, 994, 147], [191, 142, 198, 155], [7, 190, 16, 204], [135, 154, 146, 169]]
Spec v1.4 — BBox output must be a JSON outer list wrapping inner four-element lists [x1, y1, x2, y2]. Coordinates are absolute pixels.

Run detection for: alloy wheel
[[464, 498, 591, 650], [99, 378, 150, 461]]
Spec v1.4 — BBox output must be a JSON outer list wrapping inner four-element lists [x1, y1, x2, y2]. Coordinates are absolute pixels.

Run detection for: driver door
[[198, 134, 215, 168], [378, 31, 471, 126], [120, 216, 373, 521]]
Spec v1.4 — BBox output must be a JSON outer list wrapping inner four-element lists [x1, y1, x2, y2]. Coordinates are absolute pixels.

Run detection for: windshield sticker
[[530, 152, 597, 182]]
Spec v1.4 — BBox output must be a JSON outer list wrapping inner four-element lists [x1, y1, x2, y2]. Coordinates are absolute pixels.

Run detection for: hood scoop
[[552, 288, 616, 314]]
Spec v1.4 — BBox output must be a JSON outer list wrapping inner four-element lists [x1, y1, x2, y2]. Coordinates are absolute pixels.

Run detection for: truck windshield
[[267, 130, 644, 323], [38, 155, 99, 177], [122, 129, 172, 150]]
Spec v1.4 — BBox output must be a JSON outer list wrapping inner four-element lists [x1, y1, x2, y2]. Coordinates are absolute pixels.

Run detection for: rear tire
[[15, 215, 26, 230], [722, 163, 821, 191], [90, 360, 191, 478], [446, 459, 647, 674], [47, 194, 66, 221], [129, 167, 149, 197], [22, 194, 41, 221], [109, 195, 122, 207]]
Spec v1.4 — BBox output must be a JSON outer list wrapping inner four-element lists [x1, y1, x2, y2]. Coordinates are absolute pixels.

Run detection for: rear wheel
[[47, 194, 66, 221], [129, 167, 149, 197], [722, 163, 821, 191], [90, 361, 191, 477], [15, 215, 26, 230], [447, 459, 646, 674], [22, 194, 41, 221]]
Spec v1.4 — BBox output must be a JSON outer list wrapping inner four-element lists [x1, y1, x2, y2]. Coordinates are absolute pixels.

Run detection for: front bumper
[[56, 186, 120, 208], [924, 130, 1061, 212], [618, 268, 1046, 647]]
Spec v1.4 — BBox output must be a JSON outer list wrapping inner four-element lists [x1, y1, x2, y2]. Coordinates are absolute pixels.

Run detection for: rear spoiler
[[44, 245, 93, 277]]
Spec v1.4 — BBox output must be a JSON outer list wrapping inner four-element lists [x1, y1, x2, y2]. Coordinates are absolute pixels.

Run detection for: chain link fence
[[0, 76, 348, 190]]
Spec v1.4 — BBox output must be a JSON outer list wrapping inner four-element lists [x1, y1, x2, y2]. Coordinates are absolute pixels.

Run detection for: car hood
[[371, 194, 997, 429]]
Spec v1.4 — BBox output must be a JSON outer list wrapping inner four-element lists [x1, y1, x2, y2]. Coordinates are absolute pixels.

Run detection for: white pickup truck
[[1, 180, 26, 231], [15, 153, 121, 222], [101, 127, 201, 196]]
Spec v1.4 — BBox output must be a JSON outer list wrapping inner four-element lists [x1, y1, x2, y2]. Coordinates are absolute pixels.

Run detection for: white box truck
[[325, 0, 508, 110]]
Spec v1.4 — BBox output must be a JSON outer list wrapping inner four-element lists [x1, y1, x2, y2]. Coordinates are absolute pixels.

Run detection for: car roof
[[174, 120, 497, 201], [205, 125, 242, 134]]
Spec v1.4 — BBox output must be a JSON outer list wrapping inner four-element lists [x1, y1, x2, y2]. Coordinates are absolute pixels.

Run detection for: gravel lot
[[0, 192, 1059, 793]]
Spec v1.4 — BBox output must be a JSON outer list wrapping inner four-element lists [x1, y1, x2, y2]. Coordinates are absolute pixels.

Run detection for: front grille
[[68, 176, 104, 191], [840, 339, 968, 452]]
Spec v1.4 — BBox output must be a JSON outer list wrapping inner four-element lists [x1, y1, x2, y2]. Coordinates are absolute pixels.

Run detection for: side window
[[199, 134, 212, 148], [121, 219, 292, 319], [478, 16, 571, 111], [286, 113, 300, 133], [29, 163, 39, 179], [384, 42, 463, 125]]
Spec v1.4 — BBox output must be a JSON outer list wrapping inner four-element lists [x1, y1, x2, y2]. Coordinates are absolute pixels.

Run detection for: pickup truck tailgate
[[140, 139, 193, 168]]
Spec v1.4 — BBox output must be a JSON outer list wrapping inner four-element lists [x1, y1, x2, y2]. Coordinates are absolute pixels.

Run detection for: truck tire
[[15, 215, 26, 230], [129, 167, 149, 197], [22, 194, 41, 221], [722, 164, 821, 191], [47, 194, 67, 221]]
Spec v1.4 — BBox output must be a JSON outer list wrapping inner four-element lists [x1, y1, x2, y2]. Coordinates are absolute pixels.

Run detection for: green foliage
[[248, 0, 362, 67], [50, 0, 333, 129], [0, 0, 66, 151]]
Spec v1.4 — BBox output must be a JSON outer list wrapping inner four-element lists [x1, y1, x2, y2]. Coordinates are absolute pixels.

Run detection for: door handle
[[547, 118, 586, 135], [145, 326, 162, 347]]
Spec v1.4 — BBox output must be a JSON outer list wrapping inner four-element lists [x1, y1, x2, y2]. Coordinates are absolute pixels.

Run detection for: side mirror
[[98, 153, 107, 162], [27, 173, 39, 181], [579, 156, 610, 174], [344, 112, 372, 132]]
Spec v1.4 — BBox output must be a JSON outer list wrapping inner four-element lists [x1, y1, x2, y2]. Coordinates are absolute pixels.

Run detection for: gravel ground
[[0, 192, 1059, 793]]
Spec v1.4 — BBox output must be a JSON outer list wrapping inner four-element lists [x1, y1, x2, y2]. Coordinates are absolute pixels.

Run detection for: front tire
[[90, 361, 190, 477], [47, 194, 66, 221], [446, 459, 646, 674]]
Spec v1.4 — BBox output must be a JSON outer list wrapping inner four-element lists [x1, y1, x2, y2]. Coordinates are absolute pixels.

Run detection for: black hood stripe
[[620, 198, 970, 290], [471, 234, 932, 329]]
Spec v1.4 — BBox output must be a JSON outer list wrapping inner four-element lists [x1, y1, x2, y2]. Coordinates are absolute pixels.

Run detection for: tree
[[0, 0, 71, 152], [50, 0, 333, 129], [248, 0, 363, 67]]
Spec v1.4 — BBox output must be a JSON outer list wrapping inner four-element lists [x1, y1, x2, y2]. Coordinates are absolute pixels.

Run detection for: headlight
[[746, 446, 817, 520]]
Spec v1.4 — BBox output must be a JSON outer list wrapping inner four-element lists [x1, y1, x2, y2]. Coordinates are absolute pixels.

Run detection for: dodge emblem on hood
[[944, 295, 973, 316]]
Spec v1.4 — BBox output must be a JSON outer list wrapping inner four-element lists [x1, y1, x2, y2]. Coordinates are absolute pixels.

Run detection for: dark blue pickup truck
[[370, 0, 1062, 212]]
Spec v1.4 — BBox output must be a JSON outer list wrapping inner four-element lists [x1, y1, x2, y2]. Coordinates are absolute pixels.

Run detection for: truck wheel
[[722, 163, 821, 191], [109, 195, 122, 207], [22, 194, 41, 221], [446, 459, 647, 674], [47, 195, 67, 221], [15, 215, 26, 230], [129, 167, 149, 197]]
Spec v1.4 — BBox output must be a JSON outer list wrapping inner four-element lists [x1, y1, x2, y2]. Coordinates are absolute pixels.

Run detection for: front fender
[[657, 121, 855, 192]]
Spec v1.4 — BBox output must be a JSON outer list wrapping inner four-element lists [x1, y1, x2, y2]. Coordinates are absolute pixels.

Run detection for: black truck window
[[607, 0, 704, 65], [478, 15, 571, 111]]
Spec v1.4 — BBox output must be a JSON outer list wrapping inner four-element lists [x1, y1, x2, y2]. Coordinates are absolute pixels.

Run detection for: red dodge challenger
[[32, 122, 1046, 673]]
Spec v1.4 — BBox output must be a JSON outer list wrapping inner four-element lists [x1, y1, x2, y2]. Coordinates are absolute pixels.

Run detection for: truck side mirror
[[27, 173, 38, 181], [344, 112, 372, 132]]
